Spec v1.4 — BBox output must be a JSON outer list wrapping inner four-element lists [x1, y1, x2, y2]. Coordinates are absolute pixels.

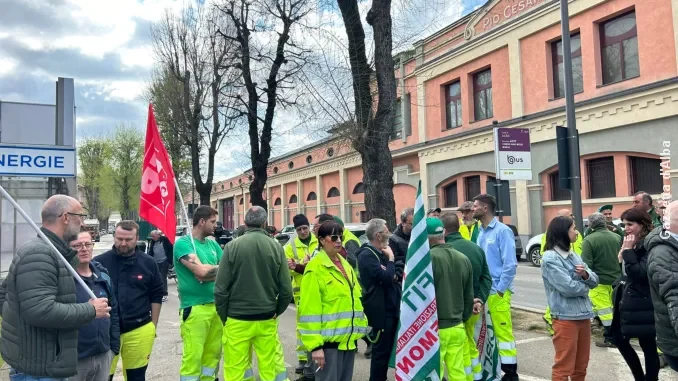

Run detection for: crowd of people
[[0, 190, 676, 381]]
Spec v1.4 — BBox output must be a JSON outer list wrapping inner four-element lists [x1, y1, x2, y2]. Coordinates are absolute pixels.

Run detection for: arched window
[[238, 178, 242, 184], [306, 155, 313, 164], [289, 194, 298, 204], [221, 184, 224, 190], [352, 182, 366, 194], [307, 192, 317, 201], [230, 182, 233, 188], [274, 197, 281, 206], [327, 187, 340, 197], [239, 198, 244, 205], [288, 161, 294, 169], [273, 167, 279, 174]]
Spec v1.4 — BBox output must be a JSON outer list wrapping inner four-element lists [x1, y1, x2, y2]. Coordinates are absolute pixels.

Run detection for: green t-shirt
[[173, 235, 223, 309]]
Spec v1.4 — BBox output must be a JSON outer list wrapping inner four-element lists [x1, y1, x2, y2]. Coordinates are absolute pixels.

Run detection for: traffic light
[[556, 126, 581, 191]]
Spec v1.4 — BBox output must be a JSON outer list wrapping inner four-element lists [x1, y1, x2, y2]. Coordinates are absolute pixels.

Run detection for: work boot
[[364, 343, 372, 358], [595, 339, 616, 348], [296, 376, 315, 381], [295, 361, 306, 374]]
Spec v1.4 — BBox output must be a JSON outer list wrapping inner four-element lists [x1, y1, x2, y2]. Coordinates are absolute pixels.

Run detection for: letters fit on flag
[[139, 104, 177, 244], [393, 180, 441, 381]]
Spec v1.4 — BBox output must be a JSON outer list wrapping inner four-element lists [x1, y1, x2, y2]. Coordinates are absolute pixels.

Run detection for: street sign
[[0, 144, 76, 177], [493, 127, 532, 180]]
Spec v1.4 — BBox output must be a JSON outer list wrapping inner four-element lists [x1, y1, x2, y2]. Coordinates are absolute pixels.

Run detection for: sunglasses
[[328, 235, 344, 242]]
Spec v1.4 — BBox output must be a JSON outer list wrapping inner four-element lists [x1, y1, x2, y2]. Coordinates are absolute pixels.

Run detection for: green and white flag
[[393, 181, 441, 381]]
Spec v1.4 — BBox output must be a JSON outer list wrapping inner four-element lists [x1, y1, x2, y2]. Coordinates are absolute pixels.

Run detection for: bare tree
[[150, 4, 239, 206], [216, 0, 311, 209]]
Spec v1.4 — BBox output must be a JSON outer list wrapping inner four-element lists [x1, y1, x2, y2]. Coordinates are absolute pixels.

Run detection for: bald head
[[666, 200, 678, 234], [557, 209, 572, 217], [41, 195, 79, 224]]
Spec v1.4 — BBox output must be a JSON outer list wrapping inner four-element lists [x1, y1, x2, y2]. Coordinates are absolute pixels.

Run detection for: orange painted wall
[[346, 167, 363, 201], [425, 47, 512, 140], [285, 183, 298, 204], [302, 178, 317, 203], [543, 202, 633, 230], [322, 172, 340, 199], [521, 0, 678, 115], [437, 171, 498, 207], [392, 154, 420, 172], [270, 187, 281, 206], [394, 184, 418, 217]]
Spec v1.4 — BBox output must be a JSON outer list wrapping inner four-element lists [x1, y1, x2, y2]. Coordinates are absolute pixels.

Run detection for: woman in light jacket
[[541, 215, 599, 381], [298, 220, 369, 381]]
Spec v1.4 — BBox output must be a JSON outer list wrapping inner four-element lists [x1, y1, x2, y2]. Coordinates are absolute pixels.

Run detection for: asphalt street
[[0, 235, 676, 380]]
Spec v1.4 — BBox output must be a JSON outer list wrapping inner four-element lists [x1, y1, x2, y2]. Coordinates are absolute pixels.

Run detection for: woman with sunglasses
[[298, 221, 369, 381]]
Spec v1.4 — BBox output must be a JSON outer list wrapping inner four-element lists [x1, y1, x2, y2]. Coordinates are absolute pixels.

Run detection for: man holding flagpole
[[173, 206, 224, 381]]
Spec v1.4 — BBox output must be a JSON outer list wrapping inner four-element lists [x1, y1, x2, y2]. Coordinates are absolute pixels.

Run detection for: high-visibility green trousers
[[440, 323, 468, 381], [464, 314, 482, 380], [543, 306, 555, 336], [109, 321, 156, 380], [487, 291, 517, 366], [295, 297, 307, 363], [589, 285, 614, 328], [179, 304, 223, 381], [223, 317, 288, 381]]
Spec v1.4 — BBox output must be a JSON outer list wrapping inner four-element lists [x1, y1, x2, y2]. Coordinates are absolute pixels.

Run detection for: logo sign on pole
[[0, 144, 75, 177], [493, 128, 532, 181]]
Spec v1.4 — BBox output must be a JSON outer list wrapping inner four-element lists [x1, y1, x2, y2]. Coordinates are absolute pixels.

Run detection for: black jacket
[[74, 261, 121, 357], [357, 244, 401, 331], [148, 236, 173, 265], [614, 244, 655, 339], [389, 225, 409, 280], [645, 228, 678, 356], [95, 247, 164, 334]]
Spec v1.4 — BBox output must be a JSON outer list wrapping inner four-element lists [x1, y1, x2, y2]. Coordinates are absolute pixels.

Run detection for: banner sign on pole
[[493, 128, 532, 181], [0, 144, 76, 177]]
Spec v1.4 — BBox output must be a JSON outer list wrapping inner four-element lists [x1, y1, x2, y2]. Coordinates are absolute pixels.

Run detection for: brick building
[[199, 0, 678, 241]]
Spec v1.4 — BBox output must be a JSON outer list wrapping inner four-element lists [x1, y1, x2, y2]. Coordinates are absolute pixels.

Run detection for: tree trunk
[[338, 0, 398, 230]]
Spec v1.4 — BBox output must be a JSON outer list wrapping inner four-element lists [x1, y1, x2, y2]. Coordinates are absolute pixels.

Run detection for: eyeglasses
[[329, 235, 344, 242], [71, 242, 94, 250], [60, 212, 88, 220]]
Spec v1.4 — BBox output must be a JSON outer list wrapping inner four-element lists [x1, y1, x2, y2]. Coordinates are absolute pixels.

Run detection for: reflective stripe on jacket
[[284, 235, 319, 296], [298, 250, 369, 352]]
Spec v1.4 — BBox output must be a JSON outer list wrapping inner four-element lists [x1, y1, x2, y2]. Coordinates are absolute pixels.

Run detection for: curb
[[513, 305, 546, 315]]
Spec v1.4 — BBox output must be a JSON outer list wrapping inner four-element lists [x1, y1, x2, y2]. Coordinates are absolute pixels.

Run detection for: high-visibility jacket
[[343, 230, 361, 248], [298, 250, 369, 352], [540, 232, 583, 255], [459, 221, 480, 243], [284, 234, 319, 297]]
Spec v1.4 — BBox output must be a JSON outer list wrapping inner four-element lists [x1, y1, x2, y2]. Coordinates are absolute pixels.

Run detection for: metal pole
[[495, 182, 504, 223], [560, 0, 584, 232], [0, 185, 96, 299], [174, 177, 197, 254]]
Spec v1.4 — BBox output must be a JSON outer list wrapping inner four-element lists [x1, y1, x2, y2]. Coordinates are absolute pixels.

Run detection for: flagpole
[[174, 177, 197, 254], [0, 185, 97, 300]]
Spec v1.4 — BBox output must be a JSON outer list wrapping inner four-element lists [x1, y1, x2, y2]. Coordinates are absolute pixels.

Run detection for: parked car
[[275, 222, 368, 247], [526, 218, 623, 267], [506, 224, 523, 262]]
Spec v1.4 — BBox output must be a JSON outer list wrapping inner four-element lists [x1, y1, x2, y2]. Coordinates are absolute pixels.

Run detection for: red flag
[[140, 104, 177, 244]]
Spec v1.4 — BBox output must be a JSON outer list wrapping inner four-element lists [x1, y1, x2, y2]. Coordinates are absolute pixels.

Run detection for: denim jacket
[[541, 248, 599, 321]]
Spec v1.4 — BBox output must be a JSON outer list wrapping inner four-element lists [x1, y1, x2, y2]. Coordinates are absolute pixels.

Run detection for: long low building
[[199, 0, 678, 241]]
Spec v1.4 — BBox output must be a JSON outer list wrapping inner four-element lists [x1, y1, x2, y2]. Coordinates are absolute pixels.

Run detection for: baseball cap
[[426, 217, 444, 235], [459, 201, 474, 211], [427, 207, 442, 214]]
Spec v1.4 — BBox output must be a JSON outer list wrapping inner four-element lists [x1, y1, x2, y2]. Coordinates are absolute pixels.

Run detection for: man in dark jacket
[[97, 220, 164, 381], [0, 195, 111, 380], [646, 200, 678, 371], [582, 212, 622, 347], [389, 207, 413, 260], [149, 230, 173, 302], [70, 230, 120, 381], [357, 218, 401, 381], [633, 191, 663, 228]]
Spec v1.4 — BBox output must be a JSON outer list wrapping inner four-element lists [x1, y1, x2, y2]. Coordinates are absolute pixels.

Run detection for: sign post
[[493, 127, 533, 222]]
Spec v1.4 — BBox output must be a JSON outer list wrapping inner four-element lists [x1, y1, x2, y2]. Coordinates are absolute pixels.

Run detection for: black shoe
[[364, 343, 372, 358], [296, 376, 315, 381], [295, 362, 306, 374]]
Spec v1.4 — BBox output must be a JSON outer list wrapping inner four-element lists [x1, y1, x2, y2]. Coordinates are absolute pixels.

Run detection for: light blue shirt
[[477, 218, 517, 294]]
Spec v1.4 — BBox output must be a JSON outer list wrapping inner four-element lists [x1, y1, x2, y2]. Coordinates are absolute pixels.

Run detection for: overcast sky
[[0, 0, 483, 180]]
